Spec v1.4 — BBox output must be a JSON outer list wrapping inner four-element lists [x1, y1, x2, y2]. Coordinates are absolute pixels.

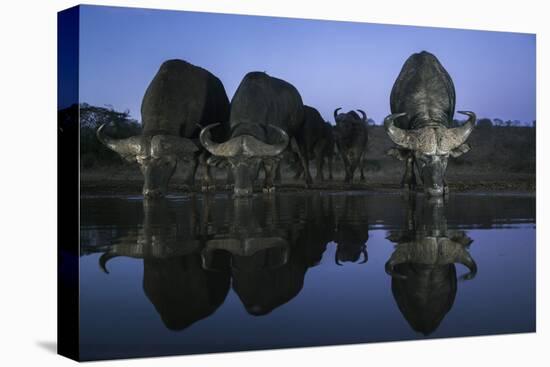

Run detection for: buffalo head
[[384, 195, 477, 334], [97, 123, 198, 198], [384, 111, 475, 196], [335, 243, 368, 266], [333, 108, 367, 137], [200, 123, 289, 196]]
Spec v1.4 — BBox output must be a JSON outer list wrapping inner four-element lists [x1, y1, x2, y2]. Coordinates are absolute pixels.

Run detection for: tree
[[476, 118, 493, 128], [77, 103, 142, 168]]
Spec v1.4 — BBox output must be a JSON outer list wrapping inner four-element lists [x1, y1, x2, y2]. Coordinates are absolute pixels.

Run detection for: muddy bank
[[80, 173, 535, 196], [80, 124, 535, 196]]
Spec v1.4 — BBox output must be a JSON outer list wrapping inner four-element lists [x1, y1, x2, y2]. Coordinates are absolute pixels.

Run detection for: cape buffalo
[[333, 194, 369, 265], [95, 198, 230, 331], [333, 108, 369, 182], [143, 254, 230, 331], [384, 51, 476, 196], [97, 198, 202, 273], [202, 226, 298, 316], [97, 59, 230, 198], [291, 106, 336, 182], [200, 72, 306, 196], [200, 196, 291, 273], [199, 194, 327, 315], [385, 196, 477, 334]]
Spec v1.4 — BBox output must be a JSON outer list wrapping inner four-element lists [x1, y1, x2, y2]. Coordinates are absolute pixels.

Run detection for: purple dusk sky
[[75, 5, 536, 124]]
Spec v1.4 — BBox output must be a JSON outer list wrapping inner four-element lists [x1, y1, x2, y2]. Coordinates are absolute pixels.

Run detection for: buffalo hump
[[390, 51, 456, 129], [229, 72, 304, 139], [141, 59, 230, 138]]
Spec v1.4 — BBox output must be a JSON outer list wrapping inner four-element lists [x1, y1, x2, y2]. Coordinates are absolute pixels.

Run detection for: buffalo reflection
[[385, 196, 477, 335], [86, 193, 372, 330], [202, 194, 370, 315], [143, 254, 230, 331], [333, 195, 369, 265], [96, 199, 230, 331], [98, 199, 201, 273], [202, 195, 316, 315]]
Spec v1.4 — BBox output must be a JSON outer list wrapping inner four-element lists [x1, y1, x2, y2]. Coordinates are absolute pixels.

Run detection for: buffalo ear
[[386, 147, 410, 161], [450, 143, 471, 158]]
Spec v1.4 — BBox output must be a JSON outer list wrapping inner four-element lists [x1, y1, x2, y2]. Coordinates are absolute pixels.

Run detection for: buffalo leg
[[338, 143, 352, 183], [200, 153, 215, 192], [263, 159, 277, 193], [401, 155, 416, 191], [225, 166, 234, 189], [186, 154, 200, 187], [359, 153, 367, 181], [327, 154, 334, 180], [291, 138, 312, 187], [293, 158, 304, 180], [314, 142, 326, 182], [274, 163, 282, 183], [174, 159, 191, 189], [347, 160, 357, 183], [316, 156, 325, 181]]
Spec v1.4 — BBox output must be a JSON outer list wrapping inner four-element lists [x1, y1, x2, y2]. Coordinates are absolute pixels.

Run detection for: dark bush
[[76, 103, 142, 168], [476, 118, 493, 128]]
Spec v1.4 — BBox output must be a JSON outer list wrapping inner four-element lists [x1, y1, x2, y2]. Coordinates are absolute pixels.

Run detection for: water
[[78, 192, 535, 361]]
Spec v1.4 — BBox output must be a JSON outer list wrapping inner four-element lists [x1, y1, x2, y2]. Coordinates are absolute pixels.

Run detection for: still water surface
[[79, 192, 535, 360]]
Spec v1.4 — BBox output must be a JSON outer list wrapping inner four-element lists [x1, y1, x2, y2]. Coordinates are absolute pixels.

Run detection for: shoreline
[[80, 178, 535, 196]]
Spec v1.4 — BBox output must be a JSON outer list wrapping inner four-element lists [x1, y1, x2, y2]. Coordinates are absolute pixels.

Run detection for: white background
[[0, 0, 547, 366]]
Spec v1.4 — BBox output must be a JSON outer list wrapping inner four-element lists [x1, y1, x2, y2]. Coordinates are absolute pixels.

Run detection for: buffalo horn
[[457, 250, 478, 281], [96, 123, 143, 160], [333, 107, 342, 121], [357, 109, 367, 123], [99, 252, 121, 274], [445, 111, 476, 150], [384, 258, 407, 279], [383, 112, 411, 149]]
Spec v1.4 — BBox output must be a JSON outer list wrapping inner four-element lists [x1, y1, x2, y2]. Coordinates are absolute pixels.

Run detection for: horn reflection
[[385, 195, 477, 335]]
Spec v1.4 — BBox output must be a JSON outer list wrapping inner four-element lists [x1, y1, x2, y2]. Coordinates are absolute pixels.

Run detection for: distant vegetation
[[77, 103, 141, 168]]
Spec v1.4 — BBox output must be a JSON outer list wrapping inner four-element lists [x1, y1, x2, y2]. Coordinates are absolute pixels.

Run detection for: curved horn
[[199, 123, 225, 156], [99, 252, 120, 274], [445, 111, 476, 149], [333, 107, 342, 121], [262, 124, 289, 156], [335, 249, 342, 266], [96, 123, 142, 159], [357, 109, 367, 123], [200, 124, 288, 158], [359, 245, 368, 264], [383, 113, 412, 149], [458, 251, 478, 281], [384, 258, 407, 279]]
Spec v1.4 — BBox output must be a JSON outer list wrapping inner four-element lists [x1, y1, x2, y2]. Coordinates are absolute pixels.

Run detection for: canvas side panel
[[57, 5, 80, 362]]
